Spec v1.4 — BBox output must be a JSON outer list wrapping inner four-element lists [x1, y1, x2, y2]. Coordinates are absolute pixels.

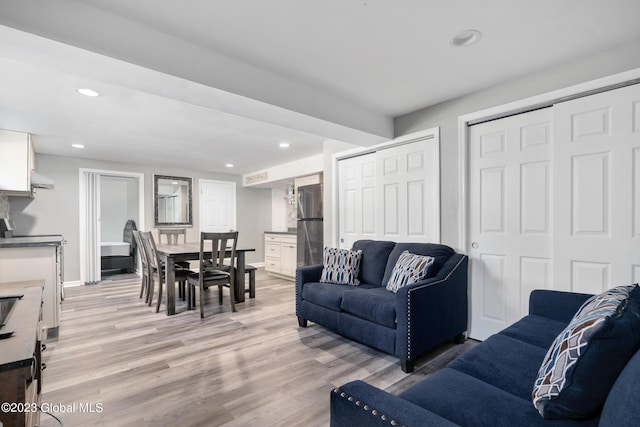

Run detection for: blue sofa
[[330, 289, 640, 426], [295, 240, 468, 373]]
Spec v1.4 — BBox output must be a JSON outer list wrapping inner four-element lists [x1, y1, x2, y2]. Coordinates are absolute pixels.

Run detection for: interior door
[[338, 152, 377, 249], [199, 179, 236, 232], [337, 136, 440, 248], [553, 83, 640, 293], [376, 139, 438, 242], [468, 108, 553, 340]]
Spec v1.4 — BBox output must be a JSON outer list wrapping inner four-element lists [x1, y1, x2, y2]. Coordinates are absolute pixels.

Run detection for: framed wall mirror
[[154, 175, 193, 226]]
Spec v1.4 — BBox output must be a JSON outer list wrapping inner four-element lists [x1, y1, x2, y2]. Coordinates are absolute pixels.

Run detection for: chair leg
[[155, 278, 163, 313], [199, 282, 205, 319], [147, 276, 155, 307], [229, 281, 236, 313], [249, 270, 255, 299], [139, 275, 145, 298]]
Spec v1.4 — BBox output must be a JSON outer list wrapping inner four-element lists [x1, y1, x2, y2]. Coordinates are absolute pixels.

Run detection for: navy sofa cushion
[[352, 240, 396, 287], [499, 315, 567, 349], [448, 334, 547, 400], [302, 282, 378, 312], [533, 285, 640, 420], [400, 368, 598, 427], [381, 243, 455, 286], [341, 287, 396, 328]]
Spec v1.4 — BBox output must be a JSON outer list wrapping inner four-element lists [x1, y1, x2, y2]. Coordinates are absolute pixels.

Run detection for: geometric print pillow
[[532, 284, 640, 420], [319, 247, 363, 286], [385, 250, 434, 293]]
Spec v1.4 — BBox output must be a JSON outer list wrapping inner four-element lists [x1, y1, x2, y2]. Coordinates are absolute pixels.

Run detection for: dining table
[[154, 242, 255, 315]]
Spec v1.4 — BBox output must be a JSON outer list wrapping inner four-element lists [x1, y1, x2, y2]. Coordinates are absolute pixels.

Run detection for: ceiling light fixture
[[279, 142, 290, 148], [452, 29, 482, 47], [76, 88, 100, 97], [225, 163, 234, 168], [71, 144, 85, 149]]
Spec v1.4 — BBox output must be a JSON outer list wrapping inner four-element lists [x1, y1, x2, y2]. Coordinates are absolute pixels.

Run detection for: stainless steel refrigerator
[[297, 183, 323, 266]]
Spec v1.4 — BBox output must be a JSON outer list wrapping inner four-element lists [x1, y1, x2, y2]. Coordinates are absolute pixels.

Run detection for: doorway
[[79, 169, 144, 284]]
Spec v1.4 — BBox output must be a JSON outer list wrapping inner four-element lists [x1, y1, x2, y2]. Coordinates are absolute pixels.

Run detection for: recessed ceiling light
[[452, 29, 482, 47], [71, 144, 85, 149], [279, 142, 290, 148], [225, 163, 234, 168], [76, 88, 100, 97]]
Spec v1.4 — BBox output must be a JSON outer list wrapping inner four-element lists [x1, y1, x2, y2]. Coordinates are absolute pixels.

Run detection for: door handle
[[471, 242, 479, 249]]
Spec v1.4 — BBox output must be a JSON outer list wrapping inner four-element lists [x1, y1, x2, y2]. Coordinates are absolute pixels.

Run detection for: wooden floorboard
[[39, 269, 476, 426]]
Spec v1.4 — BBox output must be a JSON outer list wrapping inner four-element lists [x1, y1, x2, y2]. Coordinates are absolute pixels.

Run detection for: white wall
[[394, 39, 640, 250], [8, 154, 272, 281]]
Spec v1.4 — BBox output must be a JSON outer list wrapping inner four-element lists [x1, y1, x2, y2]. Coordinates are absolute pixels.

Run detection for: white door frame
[[78, 168, 144, 285], [458, 68, 640, 253]]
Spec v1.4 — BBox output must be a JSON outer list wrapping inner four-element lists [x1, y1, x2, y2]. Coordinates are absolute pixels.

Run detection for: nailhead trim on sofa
[[333, 388, 404, 426]]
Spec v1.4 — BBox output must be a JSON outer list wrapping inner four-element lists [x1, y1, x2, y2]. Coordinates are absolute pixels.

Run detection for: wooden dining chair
[[141, 231, 190, 313], [158, 228, 186, 245], [157, 228, 191, 273], [187, 231, 238, 318], [132, 230, 152, 303]]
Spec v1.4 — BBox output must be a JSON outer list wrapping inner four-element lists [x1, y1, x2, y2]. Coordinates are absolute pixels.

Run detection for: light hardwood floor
[[40, 269, 475, 427]]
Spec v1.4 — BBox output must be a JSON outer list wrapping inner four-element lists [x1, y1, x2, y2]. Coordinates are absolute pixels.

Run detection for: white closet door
[[376, 139, 439, 242], [553, 84, 640, 293], [337, 136, 440, 248], [338, 152, 377, 249], [469, 108, 553, 340]]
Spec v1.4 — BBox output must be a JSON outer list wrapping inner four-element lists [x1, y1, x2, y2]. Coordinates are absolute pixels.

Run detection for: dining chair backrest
[[132, 230, 148, 269], [140, 231, 162, 274], [200, 231, 238, 273], [158, 228, 186, 245]]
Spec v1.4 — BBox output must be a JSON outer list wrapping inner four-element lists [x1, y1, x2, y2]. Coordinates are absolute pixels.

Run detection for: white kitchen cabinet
[[0, 130, 34, 194], [0, 238, 63, 338], [264, 232, 297, 279]]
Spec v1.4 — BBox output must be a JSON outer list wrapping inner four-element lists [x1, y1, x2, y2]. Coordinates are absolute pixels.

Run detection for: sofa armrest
[[295, 264, 324, 315], [296, 264, 324, 285], [395, 254, 469, 361], [529, 289, 592, 324], [331, 380, 458, 427]]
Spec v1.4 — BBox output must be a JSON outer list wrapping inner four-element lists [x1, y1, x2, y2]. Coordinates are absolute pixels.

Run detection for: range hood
[[31, 171, 55, 189]]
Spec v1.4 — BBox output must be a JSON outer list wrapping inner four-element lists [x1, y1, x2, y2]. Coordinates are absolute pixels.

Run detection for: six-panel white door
[[553, 84, 640, 293], [469, 108, 553, 340], [199, 179, 236, 232], [337, 137, 440, 248], [338, 152, 377, 249], [469, 83, 640, 340], [376, 140, 439, 242]]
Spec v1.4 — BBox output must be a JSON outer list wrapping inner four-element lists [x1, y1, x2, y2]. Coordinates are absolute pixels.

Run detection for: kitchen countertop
[[264, 230, 296, 235], [0, 235, 63, 248]]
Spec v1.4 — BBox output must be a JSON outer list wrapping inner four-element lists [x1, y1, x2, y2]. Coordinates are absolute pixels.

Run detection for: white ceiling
[[0, 0, 639, 176]]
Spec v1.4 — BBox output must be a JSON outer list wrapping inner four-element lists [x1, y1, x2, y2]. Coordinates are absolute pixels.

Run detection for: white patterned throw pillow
[[319, 247, 363, 285], [385, 250, 434, 293]]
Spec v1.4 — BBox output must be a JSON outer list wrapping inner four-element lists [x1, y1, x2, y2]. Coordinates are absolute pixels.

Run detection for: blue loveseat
[[295, 240, 468, 373], [330, 289, 640, 427]]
